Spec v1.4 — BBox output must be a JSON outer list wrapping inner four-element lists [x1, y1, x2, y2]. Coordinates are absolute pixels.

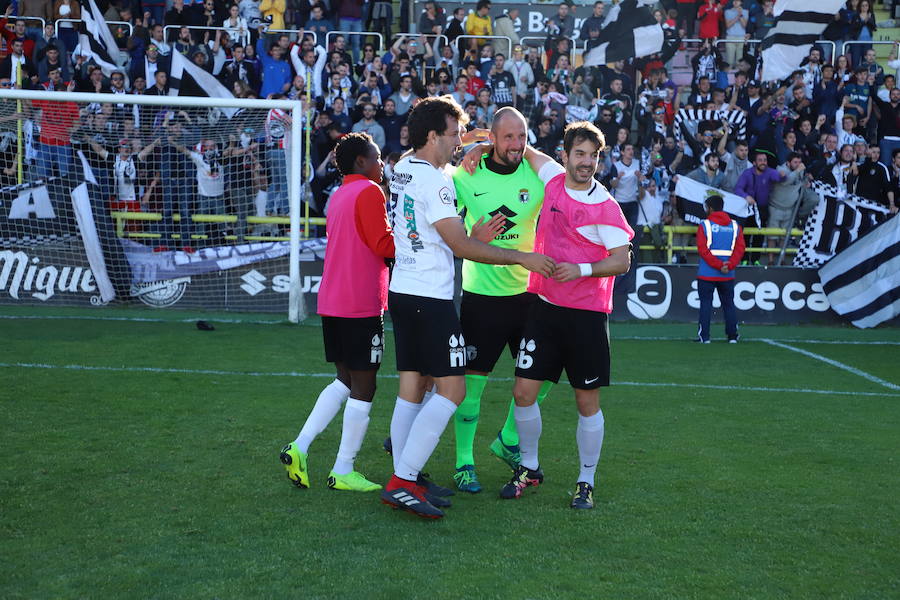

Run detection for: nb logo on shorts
[[370, 334, 384, 364], [449, 334, 466, 368], [516, 338, 536, 370]]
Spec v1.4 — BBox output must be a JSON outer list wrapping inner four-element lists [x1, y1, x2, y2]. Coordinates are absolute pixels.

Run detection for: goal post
[[0, 87, 316, 322]]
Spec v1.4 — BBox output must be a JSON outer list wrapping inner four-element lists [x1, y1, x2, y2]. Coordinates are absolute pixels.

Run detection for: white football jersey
[[388, 155, 460, 300]]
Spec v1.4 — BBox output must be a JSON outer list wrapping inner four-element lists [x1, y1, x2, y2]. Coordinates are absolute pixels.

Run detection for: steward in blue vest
[[695, 195, 745, 343]]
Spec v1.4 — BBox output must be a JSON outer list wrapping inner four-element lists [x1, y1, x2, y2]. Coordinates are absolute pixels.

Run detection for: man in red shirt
[[31, 85, 81, 179], [0, 7, 36, 60]]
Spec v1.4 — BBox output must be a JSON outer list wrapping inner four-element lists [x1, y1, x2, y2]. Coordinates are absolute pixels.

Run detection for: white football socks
[[514, 403, 542, 471], [394, 393, 457, 481], [294, 379, 350, 453], [389, 397, 422, 472], [576, 410, 605, 486], [331, 398, 372, 475]]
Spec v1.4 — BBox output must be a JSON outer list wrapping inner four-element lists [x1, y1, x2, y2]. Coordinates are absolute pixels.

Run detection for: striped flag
[[168, 51, 238, 118], [818, 215, 900, 328], [77, 0, 123, 77], [674, 176, 759, 226], [582, 0, 664, 67], [760, 0, 845, 82]]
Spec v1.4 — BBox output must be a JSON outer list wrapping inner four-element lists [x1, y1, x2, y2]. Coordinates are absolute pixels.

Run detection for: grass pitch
[[2, 307, 899, 599]]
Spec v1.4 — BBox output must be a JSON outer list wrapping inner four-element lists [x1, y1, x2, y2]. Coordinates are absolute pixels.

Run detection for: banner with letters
[[611, 264, 847, 324], [793, 181, 891, 268]]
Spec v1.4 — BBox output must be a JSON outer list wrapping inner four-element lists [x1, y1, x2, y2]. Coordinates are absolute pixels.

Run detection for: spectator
[[609, 143, 643, 291], [464, 62, 486, 96], [580, 2, 605, 42], [855, 145, 892, 204], [465, 0, 493, 52], [532, 116, 560, 156], [474, 87, 497, 128], [335, 0, 363, 62], [220, 45, 260, 93], [697, 0, 725, 42], [695, 194, 744, 343], [686, 152, 726, 188], [888, 149, 900, 214], [813, 64, 841, 124], [32, 83, 80, 179], [305, 3, 334, 48], [505, 44, 533, 110], [417, 1, 443, 40], [351, 103, 386, 150], [874, 87, 900, 162], [378, 98, 405, 150], [486, 53, 515, 109], [723, 0, 749, 70], [848, 0, 876, 68], [1, 38, 35, 81], [50, 0, 80, 51], [735, 152, 787, 261], [33, 23, 61, 63], [256, 32, 291, 98], [223, 4, 251, 47], [842, 67, 872, 128], [768, 153, 808, 262], [821, 143, 859, 195], [545, 1, 574, 40], [387, 75, 418, 116], [36, 45, 71, 84], [445, 7, 466, 53], [492, 8, 519, 59]]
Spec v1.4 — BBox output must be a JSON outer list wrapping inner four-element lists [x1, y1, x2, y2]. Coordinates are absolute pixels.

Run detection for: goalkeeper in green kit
[[450, 107, 554, 493]]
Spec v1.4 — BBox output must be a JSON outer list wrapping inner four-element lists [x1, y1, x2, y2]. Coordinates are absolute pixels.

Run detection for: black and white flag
[[674, 176, 757, 226], [168, 51, 238, 118], [760, 0, 845, 82], [793, 180, 890, 268], [77, 0, 123, 77], [818, 215, 900, 328], [582, 0, 664, 67]]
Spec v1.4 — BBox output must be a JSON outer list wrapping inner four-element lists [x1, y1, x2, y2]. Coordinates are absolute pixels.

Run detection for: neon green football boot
[[327, 471, 383, 492], [280, 443, 310, 489]]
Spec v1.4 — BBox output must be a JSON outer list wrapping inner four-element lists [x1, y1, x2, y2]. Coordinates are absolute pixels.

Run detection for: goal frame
[[0, 88, 309, 322]]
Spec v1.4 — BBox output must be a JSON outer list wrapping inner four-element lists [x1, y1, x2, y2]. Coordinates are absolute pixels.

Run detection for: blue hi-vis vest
[[698, 218, 738, 279]]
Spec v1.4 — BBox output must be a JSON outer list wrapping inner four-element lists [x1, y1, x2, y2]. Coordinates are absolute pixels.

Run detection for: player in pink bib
[[499, 122, 634, 509], [280, 132, 393, 494]]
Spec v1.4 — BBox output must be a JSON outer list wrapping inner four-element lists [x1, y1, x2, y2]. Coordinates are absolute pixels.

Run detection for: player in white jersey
[[380, 96, 556, 519]]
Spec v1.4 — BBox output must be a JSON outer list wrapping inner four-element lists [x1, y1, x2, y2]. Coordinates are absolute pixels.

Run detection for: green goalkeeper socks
[[454, 374, 488, 468], [499, 380, 553, 447]]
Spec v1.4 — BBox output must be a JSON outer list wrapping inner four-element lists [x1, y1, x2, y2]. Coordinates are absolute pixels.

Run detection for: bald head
[[491, 107, 527, 134], [490, 107, 528, 167]]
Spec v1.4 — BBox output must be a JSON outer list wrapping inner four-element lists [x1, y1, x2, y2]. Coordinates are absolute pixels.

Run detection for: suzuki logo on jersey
[[240, 269, 266, 296], [516, 338, 536, 369], [489, 205, 518, 234], [449, 334, 466, 368], [370, 334, 384, 364]]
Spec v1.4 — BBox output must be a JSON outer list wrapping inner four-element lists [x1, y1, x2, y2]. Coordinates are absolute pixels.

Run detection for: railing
[[55, 18, 132, 38], [111, 212, 326, 242], [162, 25, 319, 46], [638, 225, 804, 264], [325, 30, 384, 52]]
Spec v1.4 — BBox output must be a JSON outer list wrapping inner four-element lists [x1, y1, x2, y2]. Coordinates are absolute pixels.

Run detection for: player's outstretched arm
[[458, 143, 558, 176], [434, 216, 555, 277], [552, 244, 631, 282]]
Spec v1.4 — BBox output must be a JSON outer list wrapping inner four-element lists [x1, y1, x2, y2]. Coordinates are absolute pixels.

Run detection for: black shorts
[[460, 291, 537, 373], [322, 315, 385, 371], [388, 291, 466, 378], [514, 298, 611, 390]]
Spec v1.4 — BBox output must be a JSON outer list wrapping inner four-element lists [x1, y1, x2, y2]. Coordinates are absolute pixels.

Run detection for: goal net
[[0, 89, 318, 322]]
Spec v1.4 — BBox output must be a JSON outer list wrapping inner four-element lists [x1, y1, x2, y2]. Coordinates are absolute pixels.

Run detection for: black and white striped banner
[[760, 0, 845, 82], [673, 109, 747, 142], [78, 0, 123, 77], [818, 215, 900, 328], [582, 0, 663, 67]]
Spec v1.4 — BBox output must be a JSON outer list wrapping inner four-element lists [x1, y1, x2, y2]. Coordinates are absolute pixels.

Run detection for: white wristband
[[579, 263, 593, 277]]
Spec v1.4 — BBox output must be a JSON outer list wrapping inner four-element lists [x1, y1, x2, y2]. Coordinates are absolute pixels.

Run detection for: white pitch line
[[3, 362, 899, 398], [2, 315, 898, 346], [762, 339, 900, 391]]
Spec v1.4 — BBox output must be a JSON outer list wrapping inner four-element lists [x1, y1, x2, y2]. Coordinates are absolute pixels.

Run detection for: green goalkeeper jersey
[[453, 155, 545, 296]]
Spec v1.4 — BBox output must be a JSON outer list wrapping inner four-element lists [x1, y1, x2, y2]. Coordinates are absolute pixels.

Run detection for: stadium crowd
[[0, 0, 898, 257]]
